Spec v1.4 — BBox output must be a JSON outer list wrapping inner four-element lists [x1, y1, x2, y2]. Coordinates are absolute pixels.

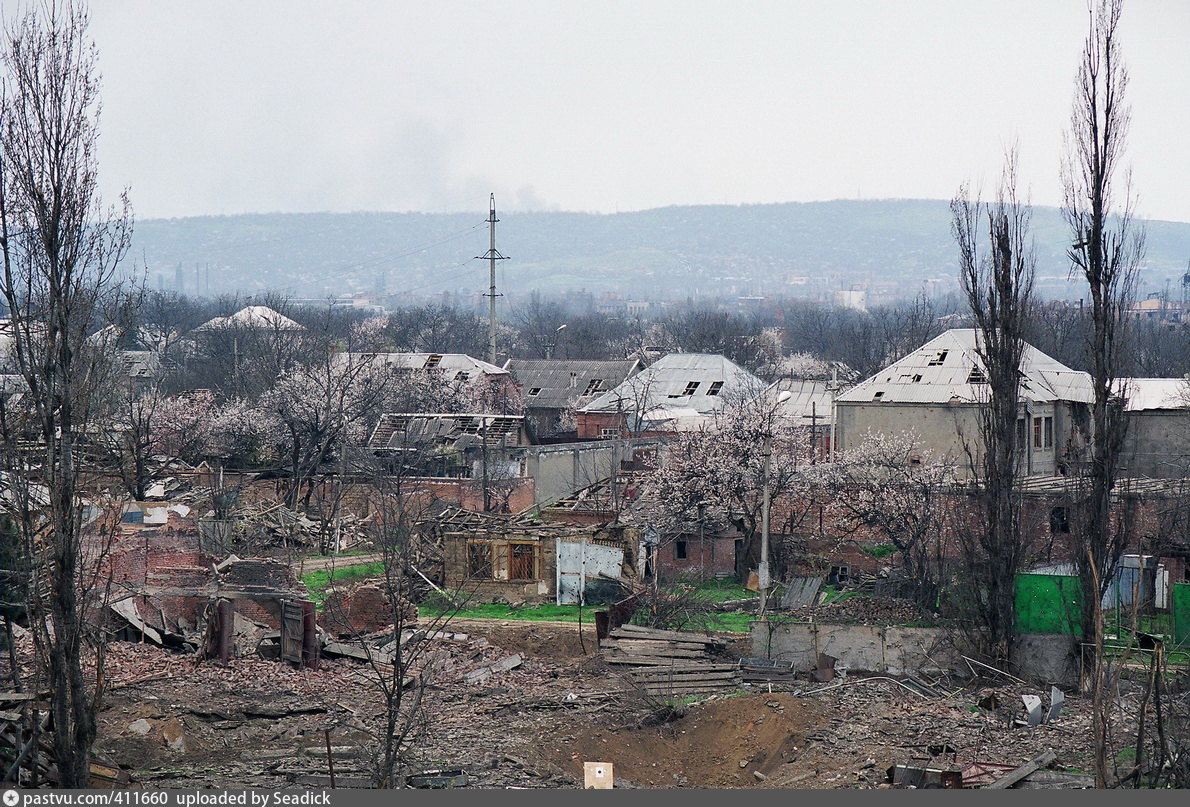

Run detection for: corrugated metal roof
[[578, 353, 764, 416], [507, 359, 640, 409], [762, 378, 835, 426], [339, 352, 508, 378], [836, 329, 1093, 405], [1122, 377, 1189, 411]]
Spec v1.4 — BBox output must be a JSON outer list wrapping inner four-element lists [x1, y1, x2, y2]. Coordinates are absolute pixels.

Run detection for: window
[[600, 427, 620, 439], [706, 381, 724, 396], [527, 387, 542, 396], [675, 540, 688, 560], [1033, 416, 1053, 449], [1049, 506, 1071, 534], [1016, 417, 1027, 447], [682, 381, 700, 395], [467, 543, 493, 579], [927, 350, 948, 366], [583, 379, 604, 396], [508, 544, 536, 580]]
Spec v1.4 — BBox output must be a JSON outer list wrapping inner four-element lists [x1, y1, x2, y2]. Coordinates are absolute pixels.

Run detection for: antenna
[[476, 193, 508, 364]]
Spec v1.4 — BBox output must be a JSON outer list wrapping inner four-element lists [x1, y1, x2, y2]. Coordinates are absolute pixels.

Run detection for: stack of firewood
[[599, 624, 741, 697]]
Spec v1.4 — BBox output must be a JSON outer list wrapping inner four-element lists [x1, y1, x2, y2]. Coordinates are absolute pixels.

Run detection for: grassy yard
[[300, 562, 386, 606]]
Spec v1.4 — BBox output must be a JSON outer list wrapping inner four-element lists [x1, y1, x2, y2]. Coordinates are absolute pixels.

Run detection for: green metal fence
[[1014, 573, 1084, 635], [1173, 582, 1190, 647]]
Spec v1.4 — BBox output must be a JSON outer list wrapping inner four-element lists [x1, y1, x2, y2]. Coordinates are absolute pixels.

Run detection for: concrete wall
[[521, 438, 655, 506], [751, 621, 962, 676], [836, 402, 983, 476], [1123, 409, 1190, 478], [752, 621, 1081, 685], [837, 400, 1083, 478]]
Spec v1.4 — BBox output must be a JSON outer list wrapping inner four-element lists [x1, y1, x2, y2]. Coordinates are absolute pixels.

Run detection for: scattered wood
[[985, 750, 1057, 789]]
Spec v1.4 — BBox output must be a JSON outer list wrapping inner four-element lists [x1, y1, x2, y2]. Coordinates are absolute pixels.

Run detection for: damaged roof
[[196, 305, 305, 332], [369, 413, 526, 451], [837, 329, 1093, 406], [761, 378, 836, 427], [1122, 377, 1190, 411], [506, 358, 640, 409], [339, 352, 509, 380], [579, 353, 764, 418]]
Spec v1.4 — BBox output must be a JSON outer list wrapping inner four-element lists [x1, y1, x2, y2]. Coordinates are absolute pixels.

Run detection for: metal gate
[[556, 538, 624, 605]]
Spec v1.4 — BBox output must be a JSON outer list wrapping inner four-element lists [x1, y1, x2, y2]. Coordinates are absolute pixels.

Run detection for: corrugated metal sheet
[[579, 353, 764, 415], [338, 352, 509, 377], [1122, 377, 1190, 411], [837, 329, 1092, 405], [508, 359, 640, 409]]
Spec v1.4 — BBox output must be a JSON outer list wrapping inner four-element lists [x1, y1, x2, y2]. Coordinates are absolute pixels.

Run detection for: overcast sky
[[86, 1, 1189, 223]]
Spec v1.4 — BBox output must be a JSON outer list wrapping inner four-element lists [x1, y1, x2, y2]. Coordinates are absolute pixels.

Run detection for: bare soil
[[80, 617, 1108, 790]]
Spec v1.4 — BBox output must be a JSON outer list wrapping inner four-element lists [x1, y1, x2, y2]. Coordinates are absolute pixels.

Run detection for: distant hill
[[127, 200, 1190, 304]]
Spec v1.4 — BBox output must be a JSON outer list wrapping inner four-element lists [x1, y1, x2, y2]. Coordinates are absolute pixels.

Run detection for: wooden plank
[[628, 663, 738, 674], [986, 751, 1057, 789], [600, 641, 707, 657], [631, 670, 740, 681], [610, 625, 726, 645]]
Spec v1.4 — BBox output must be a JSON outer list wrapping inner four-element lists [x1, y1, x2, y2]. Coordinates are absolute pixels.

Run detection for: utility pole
[[477, 194, 508, 365]]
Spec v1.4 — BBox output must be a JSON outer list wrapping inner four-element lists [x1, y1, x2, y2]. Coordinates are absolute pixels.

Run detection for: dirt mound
[[449, 619, 599, 661], [539, 693, 829, 788]]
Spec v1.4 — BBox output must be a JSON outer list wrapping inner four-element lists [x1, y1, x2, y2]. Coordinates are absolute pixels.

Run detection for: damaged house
[[432, 509, 638, 605], [576, 353, 764, 439], [835, 329, 1094, 478], [504, 358, 641, 441], [367, 412, 535, 513]]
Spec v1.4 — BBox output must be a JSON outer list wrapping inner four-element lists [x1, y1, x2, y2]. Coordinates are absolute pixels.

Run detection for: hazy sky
[[86, 1, 1189, 223]]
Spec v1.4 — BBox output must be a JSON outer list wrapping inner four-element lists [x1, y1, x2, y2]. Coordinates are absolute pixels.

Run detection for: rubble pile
[[787, 594, 931, 625]]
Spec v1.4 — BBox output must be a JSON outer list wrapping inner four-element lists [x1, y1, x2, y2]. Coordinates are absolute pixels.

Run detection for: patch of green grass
[[693, 577, 757, 603], [300, 561, 386, 606], [1115, 746, 1136, 765], [706, 612, 756, 633], [863, 544, 897, 559], [419, 600, 588, 623]]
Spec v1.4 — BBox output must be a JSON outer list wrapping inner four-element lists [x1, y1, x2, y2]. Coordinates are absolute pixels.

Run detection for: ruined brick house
[[97, 502, 312, 651], [435, 509, 638, 605], [504, 358, 641, 441]]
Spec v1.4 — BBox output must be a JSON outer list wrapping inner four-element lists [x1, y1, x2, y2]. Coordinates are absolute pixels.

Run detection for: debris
[[813, 653, 837, 683], [1022, 695, 1043, 727], [406, 769, 469, 789], [985, 750, 1057, 789], [887, 763, 963, 789], [962, 655, 1026, 684], [1046, 687, 1065, 722]]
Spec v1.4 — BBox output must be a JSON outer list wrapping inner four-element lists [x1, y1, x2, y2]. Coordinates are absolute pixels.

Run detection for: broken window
[[675, 540, 688, 560], [583, 379, 604, 396], [467, 543, 493, 579], [706, 381, 724, 396], [927, 350, 948, 366], [1049, 506, 1070, 534], [508, 544, 536, 580], [1033, 416, 1053, 449], [600, 427, 620, 439]]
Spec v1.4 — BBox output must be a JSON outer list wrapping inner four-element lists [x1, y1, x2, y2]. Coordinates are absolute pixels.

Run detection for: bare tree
[[951, 151, 1035, 661], [1060, 0, 1146, 786], [0, 0, 131, 787]]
